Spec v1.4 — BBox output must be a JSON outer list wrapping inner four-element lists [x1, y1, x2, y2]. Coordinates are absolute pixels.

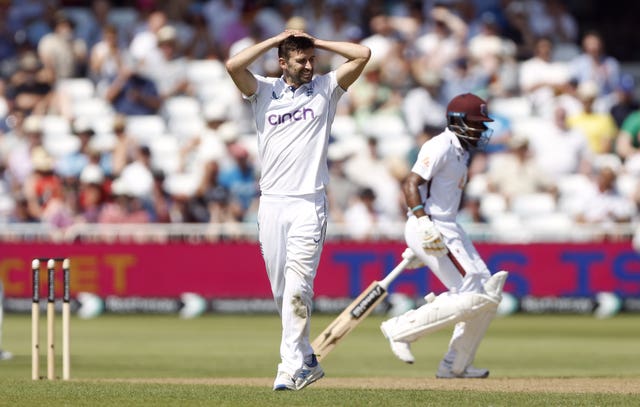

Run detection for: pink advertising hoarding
[[1, 241, 639, 299]]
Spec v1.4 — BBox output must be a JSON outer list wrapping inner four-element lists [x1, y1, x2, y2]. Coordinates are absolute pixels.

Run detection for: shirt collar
[[445, 127, 463, 150], [276, 76, 310, 94]]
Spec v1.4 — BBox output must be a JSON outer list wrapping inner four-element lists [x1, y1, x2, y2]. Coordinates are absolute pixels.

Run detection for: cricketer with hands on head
[[225, 30, 370, 391], [380, 93, 509, 378]]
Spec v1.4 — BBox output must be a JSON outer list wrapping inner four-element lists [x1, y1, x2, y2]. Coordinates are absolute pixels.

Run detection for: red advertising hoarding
[[1, 241, 639, 299]]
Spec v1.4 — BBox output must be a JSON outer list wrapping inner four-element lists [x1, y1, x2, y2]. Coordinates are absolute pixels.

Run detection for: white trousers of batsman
[[381, 271, 508, 375]]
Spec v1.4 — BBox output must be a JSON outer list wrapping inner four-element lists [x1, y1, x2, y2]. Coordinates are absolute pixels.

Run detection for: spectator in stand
[[498, 0, 537, 60], [467, 12, 513, 74], [402, 72, 447, 137], [148, 170, 171, 223], [257, 0, 298, 38], [146, 25, 191, 99], [439, 56, 491, 106], [5, 52, 53, 116], [326, 145, 359, 224], [118, 145, 155, 203], [0, 160, 13, 223], [483, 108, 515, 155], [527, 0, 579, 60], [0, 105, 24, 165], [570, 30, 621, 98], [566, 81, 618, 155], [76, 163, 106, 223], [163, 1, 195, 51], [367, 17, 413, 91], [518, 35, 570, 118], [218, 143, 258, 221], [406, 125, 440, 168], [0, 0, 19, 72], [128, 10, 167, 75], [104, 59, 162, 115], [312, 3, 363, 71], [22, 146, 73, 228], [98, 176, 151, 224], [222, 2, 261, 57], [6, 114, 44, 188], [8, 193, 38, 223], [609, 74, 639, 128], [103, 144, 156, 224], [202, 0, 241, 53], [179, 101, 232, 174], [359, 14, 403, 76], [344, 137, 404, 224], [37, 12, 87, 80], [392, 0, 429, 38], [89, 24, 126, 97], [457, 193, 487, 226], [10, 1, 58, 50], [412, 5, 467, 80], [166, 193, 194, 223], [97, 177, 129, 223], [486, 135, 556, 207], [614, 106, 640, 172], [182, 7, 221, 60], [343, 186, 395, 240], [190, 159, 241, 223], [528, 106, 592, 178], [467, 13, 519, 99], [110, 114, 138, 178], [56, 118, 95, 180], [574, 166, 636, 225], [554, 77, 584, 117], [348, 60, 405, 136], [298, 0, 328, 37], [73, 0, 112, 51]]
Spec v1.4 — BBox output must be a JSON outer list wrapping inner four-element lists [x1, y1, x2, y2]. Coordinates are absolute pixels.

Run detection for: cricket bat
[[311, 255, 412, 361]]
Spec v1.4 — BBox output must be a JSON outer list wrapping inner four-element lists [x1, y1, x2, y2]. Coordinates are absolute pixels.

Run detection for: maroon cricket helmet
[[446, 93, 493, 122]]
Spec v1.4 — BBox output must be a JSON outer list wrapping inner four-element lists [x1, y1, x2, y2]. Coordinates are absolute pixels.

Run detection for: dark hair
[[359, 187, 376, 201], [278, 35, 314, 59]]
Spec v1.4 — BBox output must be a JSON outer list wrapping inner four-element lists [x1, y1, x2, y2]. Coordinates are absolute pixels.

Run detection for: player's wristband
[[410, 204, 424, 213]]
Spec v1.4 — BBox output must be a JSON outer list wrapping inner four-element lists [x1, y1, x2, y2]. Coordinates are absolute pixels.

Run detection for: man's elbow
[[363, 46, 372, 61], [225, 57, 244, 76], [358, 46, 372, 64]]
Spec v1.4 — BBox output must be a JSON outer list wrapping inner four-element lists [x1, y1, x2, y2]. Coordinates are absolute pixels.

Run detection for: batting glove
[[416, 216, 448, 257]]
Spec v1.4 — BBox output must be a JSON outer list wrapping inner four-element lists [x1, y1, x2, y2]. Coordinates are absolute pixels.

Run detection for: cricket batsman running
[[380, 93, 508, 378], [226, 31, 370, 390]]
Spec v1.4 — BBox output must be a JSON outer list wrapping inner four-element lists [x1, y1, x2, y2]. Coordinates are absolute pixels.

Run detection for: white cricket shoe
[[380, 319, 415, 364], [273, 371, 296, 391], [294, 354, 324, 390], [436, 359, 489, 379]]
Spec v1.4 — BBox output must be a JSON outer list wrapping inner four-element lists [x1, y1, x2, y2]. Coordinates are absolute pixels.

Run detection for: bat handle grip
[[379, 257, 411, 289]]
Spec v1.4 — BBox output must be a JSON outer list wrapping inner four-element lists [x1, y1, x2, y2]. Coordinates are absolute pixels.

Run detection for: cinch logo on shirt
[[267, 108, 316, 125]]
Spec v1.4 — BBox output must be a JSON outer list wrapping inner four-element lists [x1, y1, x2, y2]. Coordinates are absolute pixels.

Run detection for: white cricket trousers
[[258, 192, 327, 376], [404, 215, 494, 369], [404, 215, 491, 293]]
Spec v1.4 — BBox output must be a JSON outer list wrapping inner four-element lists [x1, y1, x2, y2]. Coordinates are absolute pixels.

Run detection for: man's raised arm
[[225, 30, 294, 96], [313, 39, 371, 90]]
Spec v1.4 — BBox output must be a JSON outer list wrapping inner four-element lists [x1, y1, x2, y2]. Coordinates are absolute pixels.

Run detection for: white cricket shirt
[[411, 128, 469, 222], [245, 71, 344, 195]]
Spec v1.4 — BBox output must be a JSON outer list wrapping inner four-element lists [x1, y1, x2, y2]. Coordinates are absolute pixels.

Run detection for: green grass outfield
[[1, 313, 639, 406]]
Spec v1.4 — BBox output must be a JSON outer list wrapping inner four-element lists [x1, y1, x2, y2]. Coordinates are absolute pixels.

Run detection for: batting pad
[[449, 306, 497, 374], [387, 271, 508, 343]]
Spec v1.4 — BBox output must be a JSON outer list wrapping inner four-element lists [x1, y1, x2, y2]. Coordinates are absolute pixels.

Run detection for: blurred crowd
[[0, 0, 639, 240]]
